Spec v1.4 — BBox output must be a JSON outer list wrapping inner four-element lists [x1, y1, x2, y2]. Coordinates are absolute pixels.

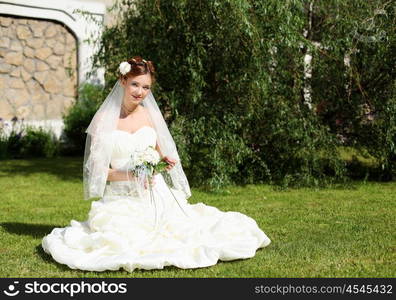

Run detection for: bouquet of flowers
[[127, 146, 188, 227], [128, 145, 168, 185]]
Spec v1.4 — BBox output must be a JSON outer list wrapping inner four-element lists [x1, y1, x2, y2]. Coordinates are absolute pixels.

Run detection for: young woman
[[42, 56, 271, 272]]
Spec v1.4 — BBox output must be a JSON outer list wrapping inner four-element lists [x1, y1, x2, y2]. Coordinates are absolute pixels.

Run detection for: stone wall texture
[[0, 15, 77, 121]]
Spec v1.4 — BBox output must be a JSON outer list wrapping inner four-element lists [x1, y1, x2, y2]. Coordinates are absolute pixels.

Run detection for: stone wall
[[0, 15, 77, 121]]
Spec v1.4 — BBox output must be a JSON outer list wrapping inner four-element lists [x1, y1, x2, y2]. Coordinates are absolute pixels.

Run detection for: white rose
[[144, 154, 153, 164], [151, 152, 160, 164], [131, 150, 144, 166], [119, 61, 131, 75], [135, 155, 143, 165], [145, 148, 160, 164]]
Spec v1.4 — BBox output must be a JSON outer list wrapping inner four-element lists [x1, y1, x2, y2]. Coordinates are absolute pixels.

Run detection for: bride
[[42, 56, 271, 272]]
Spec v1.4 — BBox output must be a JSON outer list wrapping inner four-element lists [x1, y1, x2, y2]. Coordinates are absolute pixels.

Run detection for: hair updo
[[119, 56, 156, 83]]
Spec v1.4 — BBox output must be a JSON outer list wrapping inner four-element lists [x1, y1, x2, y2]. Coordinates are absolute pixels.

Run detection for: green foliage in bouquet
[[153, 159, 170, 175]]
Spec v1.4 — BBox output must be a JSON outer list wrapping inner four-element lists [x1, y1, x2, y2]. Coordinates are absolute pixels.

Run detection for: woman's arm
[[155, 142, 177, 172], [155, 142, 164, 159], [107, 168, 134, 181]]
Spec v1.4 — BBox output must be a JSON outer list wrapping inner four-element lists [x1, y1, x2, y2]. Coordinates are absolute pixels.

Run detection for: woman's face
[[121, 73, 152, 105]]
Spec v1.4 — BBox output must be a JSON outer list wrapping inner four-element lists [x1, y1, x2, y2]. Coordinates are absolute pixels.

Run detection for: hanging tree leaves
[[84, 0, 395, 190]]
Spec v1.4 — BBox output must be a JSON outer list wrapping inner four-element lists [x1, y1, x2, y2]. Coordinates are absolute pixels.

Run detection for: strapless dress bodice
[[110, 126, 157, 171]]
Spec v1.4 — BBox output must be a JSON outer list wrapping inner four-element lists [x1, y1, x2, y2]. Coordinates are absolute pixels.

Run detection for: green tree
[[306, 0, 396, 180], [82, 0, 394, 190], [85, 0, 348, 190]]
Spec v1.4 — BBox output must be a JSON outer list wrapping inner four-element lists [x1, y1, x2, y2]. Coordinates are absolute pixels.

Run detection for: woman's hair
[[119, 56, 156, 83]]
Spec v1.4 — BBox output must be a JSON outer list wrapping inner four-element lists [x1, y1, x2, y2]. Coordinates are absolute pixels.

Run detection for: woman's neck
[[121, 102, 139, 117]]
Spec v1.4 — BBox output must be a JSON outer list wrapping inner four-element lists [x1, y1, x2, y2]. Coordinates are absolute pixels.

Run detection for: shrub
[[62, 83, 105, 155], [0, 117, 59, 159], [0, 121, 7, 159], [19, 127, 59, 158]]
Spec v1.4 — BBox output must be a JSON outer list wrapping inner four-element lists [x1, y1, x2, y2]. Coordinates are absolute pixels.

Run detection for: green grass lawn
[[0, 157, 395, 278]]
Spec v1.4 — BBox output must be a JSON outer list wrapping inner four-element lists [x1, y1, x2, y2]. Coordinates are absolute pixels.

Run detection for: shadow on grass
[[0, 222, 66, 238], [1, 221, 87, 272], [0, 157, 83, 182]]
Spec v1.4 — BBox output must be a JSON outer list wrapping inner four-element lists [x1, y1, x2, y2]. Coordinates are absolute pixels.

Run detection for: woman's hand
[[163, 156, 177, 171]]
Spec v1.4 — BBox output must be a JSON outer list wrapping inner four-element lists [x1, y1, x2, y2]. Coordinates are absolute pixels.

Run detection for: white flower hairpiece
[[119, 61, 131, 75]]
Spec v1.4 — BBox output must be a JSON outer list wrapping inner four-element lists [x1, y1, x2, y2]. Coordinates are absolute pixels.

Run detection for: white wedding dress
[[42, 126, 271, 272]]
